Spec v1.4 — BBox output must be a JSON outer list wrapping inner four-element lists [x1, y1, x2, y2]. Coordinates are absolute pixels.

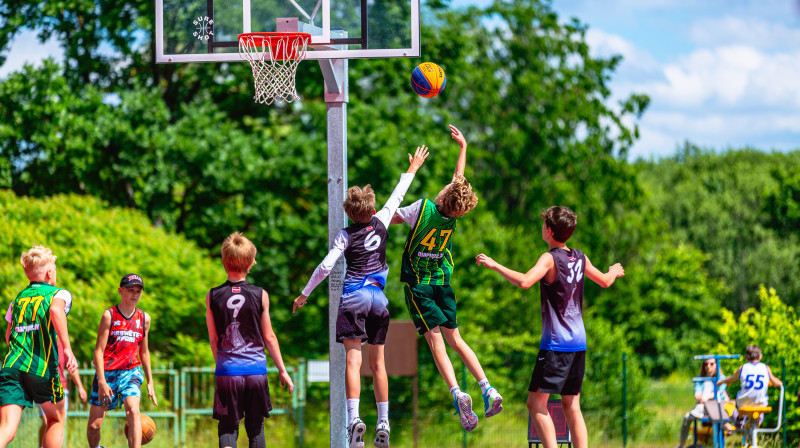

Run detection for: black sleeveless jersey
[[539, 248, 587, 352], [342, 216, 389, 292], [208, 280, 267, 375]]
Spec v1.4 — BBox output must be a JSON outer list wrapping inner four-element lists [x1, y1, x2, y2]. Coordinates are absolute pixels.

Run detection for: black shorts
[[336, 285, 390, 345], [529, 350, 585, 395], [213, 374, 272, 426]]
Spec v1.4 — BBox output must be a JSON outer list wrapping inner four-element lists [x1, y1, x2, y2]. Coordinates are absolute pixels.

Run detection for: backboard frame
[[154, 0, 420, 63]]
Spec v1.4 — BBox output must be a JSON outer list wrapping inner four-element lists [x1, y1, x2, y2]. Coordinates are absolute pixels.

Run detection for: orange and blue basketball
[[411, 62, 446, 98]]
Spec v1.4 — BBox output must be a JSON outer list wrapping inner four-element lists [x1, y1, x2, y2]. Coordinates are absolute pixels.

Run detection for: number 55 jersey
[[208, 281, 267, 376]]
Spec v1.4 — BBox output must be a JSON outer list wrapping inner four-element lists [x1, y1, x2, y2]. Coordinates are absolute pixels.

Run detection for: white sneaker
[[374, 420, 390, 448], [348, 418, 366, 448]]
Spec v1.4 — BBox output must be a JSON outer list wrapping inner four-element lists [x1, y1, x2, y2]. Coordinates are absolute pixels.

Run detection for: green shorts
[[404, 283, 458, 335], [0, 367, 64, 407]]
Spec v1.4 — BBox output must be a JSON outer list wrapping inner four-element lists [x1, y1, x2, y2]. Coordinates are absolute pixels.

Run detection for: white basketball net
[[238, 33, 310, 105]]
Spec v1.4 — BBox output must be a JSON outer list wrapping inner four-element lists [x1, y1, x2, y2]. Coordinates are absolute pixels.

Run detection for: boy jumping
[[475, 206, 624, 448], [87, 274, 157, 448], [294, 145, 429, 448], [206, 232, 294, 448], [391, 125, 501, 432], [0, 246, 78, 448]]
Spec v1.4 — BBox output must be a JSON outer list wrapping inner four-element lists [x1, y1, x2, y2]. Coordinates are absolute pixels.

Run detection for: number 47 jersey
[[399, 199, 457, 286]]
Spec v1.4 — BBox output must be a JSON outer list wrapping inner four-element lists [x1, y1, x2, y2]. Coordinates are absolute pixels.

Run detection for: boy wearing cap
[[87, 274, 157, 448]]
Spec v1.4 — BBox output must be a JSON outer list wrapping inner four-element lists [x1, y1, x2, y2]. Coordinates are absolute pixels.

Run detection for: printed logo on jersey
[[366, 226, 373, 231], [232, 287, 241, 293], [568, 256, 576, 261], [113, 320, 122, 326]]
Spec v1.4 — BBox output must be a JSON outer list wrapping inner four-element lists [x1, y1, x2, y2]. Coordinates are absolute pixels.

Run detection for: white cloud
[[642, 45, 800, 109], [690, 16, 800, 51], [585, 28, 660, 73]]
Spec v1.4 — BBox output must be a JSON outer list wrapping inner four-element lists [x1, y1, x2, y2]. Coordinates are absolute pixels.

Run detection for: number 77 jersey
[[401, 199, 457, 285], [4, 282, 72, 377]]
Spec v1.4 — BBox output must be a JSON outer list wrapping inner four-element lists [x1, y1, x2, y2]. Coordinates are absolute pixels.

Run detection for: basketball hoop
[[238, 32, 312, 104]]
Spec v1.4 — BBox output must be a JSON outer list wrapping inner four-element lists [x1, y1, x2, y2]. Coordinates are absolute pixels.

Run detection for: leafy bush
[[0, 190, 219, 366]]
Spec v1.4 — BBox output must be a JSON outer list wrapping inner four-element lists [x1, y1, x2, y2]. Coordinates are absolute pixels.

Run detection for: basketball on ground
[[125, 414, 157, 445], [411, 62, 446, 98]]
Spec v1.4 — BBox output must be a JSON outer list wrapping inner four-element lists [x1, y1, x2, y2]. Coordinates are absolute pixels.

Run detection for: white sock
[[377, 401, 389, 423], [347, 398, 360, 426], [450, 386, 461, 398], [478, 378, 491, 394]]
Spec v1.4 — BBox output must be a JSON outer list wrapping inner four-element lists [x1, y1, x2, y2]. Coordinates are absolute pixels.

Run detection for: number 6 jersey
[[208, 281, 267, 376], [540, 248, 586, 352]]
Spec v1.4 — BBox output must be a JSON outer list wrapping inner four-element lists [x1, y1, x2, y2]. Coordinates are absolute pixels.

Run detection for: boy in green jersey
[[391, 125, 501, 432], [0, 246, 78, 448]]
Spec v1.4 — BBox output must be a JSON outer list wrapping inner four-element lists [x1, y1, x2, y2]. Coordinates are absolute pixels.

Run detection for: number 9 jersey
[[208, 281, 268, 376]]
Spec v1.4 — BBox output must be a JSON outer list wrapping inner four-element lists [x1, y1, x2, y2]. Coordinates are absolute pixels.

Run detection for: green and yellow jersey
[[399, 199, 457, 285], [3, 282, 69, 377]]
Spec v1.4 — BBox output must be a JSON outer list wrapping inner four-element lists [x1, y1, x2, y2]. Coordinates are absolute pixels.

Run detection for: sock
[[347, 398, 360, 426], [377, 401, 389, 423], [478, 378, 491, 394], [450, 386, 461, 398]]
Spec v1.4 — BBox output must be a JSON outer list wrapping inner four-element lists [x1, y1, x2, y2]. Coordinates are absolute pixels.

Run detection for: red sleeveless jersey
[[103, 306, 144, 370]]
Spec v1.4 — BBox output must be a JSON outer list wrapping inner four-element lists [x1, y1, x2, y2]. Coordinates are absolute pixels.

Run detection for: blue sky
[[3, 0, 800, 159], [454, 0, 800, 159]]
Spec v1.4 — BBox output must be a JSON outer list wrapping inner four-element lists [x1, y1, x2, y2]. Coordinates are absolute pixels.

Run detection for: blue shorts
[[336, 285, 390, 344], [90, 368, 143, 410]]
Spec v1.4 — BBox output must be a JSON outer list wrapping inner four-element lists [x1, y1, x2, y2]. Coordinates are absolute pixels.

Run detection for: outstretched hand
[[449, 124, 466, 149], [475, 254, 498, 270], [608, 263, 625, 278], [407, 145, 429, 174], [292, 295, 308, 314]]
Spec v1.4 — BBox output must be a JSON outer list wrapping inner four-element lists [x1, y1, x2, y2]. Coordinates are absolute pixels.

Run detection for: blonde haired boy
[[206, 232, 294, 448], [294, 145, 429, 448], [0, 246, 78, 448], [390, 125, 500, 432]]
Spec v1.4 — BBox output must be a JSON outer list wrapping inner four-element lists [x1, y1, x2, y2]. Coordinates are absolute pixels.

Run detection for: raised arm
[[374, 145, 429, 227], [584, 256, 625, 288], [293, 232, 347, 313], [261, 290, 294, 392], [450, 125, 467, 179], [475, 252, 554, 289]]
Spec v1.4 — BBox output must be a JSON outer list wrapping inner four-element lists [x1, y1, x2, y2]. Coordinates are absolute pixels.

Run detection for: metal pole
[[323, 57, 349, 448], [622, 352, 627, 447], [782, 357, 786, 448]]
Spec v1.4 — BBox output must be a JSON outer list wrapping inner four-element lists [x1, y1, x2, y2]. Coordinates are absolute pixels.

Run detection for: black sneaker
[[348, 418, 366, 448]]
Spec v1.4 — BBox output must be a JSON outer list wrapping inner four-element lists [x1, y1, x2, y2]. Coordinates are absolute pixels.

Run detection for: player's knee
[[126, 406, 140, 420], [369, 357, 385, 373], [87, 418, 103, 432]]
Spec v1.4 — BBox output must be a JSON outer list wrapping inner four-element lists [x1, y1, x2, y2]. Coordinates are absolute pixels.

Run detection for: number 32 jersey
[[208, 281, 267, 376], [540, 248, 586, 352]]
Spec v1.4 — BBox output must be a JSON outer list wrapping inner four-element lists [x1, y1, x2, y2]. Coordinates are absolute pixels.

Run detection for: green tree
[[639, 145, 800, 311]]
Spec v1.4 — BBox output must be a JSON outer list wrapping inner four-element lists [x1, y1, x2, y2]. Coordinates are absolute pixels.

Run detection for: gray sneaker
[[348, 418, 366, 448], [374, 420, 390, 448]]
